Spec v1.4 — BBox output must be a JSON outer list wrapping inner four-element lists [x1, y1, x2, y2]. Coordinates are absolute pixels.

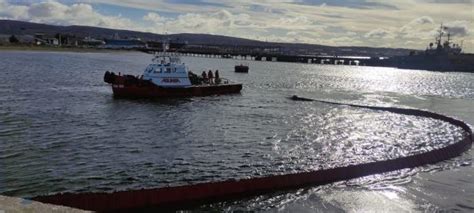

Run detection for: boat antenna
[[162, 24, 170, 53], [162, 41, 166, 53], [437, 24, 444, 46]]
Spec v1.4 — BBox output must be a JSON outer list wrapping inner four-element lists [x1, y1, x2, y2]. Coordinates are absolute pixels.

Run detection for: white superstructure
[[142, 52, 192, 87]]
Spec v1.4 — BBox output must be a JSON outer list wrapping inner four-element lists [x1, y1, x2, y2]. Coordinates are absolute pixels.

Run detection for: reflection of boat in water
[[103, 52, 242, 98], [387, 24, 474, 72], [235, 64, 249, 73]]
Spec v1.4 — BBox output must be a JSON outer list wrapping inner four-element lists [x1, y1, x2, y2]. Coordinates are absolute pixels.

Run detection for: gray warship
[[386, 25, 474, 72]]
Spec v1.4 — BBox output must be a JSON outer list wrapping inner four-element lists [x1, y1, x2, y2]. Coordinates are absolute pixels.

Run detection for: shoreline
[[0, 45, 139, 53], [0, 195, 88, 212]]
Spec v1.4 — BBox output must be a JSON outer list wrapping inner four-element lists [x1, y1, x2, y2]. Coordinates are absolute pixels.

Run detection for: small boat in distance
[[235, 64, 249, 73], [103, 52, 242, 98]]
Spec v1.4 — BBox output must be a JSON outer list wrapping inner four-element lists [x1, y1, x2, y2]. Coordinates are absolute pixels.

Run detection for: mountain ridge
[[0, 20, 412, 56]]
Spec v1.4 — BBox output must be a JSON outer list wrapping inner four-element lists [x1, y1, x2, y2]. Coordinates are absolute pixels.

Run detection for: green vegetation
[[9, 35, 19, 43]]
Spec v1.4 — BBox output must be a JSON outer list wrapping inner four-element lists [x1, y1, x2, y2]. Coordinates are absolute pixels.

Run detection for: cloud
[[398, 16, 436, 40], [1, 0, 473, 52], [28, 1, 68, 18], [72, 0, 474, 52], [164, 0, 229, 8], [445, 20, 470, 36], [365, 28, 389, 38], [143, 12, 167, 23], [0, 0, 29, 20], [399, 17, 470, 40], [1, 0, 134, 30], [276, 15, 315, 28], [413, 16, 434, 24], [292, 0, 398, 10], [420, 0, 473, 3], [246, 4, 286, 14], [144, 9, 257, 35]]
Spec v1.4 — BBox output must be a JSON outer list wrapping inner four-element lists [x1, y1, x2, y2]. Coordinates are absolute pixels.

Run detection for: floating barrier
[[32, 95, 473, 211]]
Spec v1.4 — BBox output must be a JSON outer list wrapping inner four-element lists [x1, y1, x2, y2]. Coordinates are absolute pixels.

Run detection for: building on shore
[[80, 37, 105, 47], [33, 33, 46, 45], [33, 33, 60, 46]]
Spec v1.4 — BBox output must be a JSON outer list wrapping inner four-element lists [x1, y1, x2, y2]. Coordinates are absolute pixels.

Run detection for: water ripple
[[0, 51, 472, 211]]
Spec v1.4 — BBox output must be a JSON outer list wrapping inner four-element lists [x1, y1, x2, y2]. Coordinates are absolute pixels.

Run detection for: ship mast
[[436, 24, 444, 48]]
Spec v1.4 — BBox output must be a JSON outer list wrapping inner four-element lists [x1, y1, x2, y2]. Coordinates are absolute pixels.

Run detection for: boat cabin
[[142, 53, 192, 87]]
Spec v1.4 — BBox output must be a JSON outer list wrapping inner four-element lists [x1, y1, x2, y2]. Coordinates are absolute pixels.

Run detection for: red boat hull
[[111, 83, 242, 98], [104, 72, 242, 98]]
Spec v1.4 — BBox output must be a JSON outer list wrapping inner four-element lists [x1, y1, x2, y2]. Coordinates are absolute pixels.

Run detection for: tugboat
[[103, 52, 242, 98], [234, 64, 249, 73]]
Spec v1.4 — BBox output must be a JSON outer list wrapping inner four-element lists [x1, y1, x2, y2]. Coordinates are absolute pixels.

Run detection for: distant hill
[[0, 20, 267, 46], [0, 20, 412, 56]]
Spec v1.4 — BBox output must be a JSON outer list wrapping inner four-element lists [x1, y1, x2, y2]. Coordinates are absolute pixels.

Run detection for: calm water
[[0, 51, 473, 212]]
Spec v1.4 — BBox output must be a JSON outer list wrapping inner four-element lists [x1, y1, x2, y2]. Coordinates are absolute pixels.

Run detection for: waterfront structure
[[101, 38, 146, 49], [33, 33, 59, 46], [80, 37, 104, 46]]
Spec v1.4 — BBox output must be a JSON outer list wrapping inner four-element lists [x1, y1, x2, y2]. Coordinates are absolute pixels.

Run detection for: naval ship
[[388, 25, 474, 72]]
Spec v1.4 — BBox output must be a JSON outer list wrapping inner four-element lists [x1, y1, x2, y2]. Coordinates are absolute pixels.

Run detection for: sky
[[1, 0, 473, 52]]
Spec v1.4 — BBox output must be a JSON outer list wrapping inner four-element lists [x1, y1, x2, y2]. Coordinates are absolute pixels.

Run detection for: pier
[[139, 46, 393, 68]]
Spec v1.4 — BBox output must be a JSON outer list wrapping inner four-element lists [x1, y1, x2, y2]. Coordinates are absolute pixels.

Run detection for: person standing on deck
[[208, 70, 214, 84], [201, 71, 208, 84], [215, 70, 220, 84]]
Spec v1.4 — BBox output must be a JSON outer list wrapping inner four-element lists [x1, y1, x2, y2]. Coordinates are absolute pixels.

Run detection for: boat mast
[[436, 24, 444, 48], [162, 40, 167, 53]]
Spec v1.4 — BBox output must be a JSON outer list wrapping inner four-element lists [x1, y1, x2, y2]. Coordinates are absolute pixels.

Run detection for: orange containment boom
[[32, 95, 473, 211]]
